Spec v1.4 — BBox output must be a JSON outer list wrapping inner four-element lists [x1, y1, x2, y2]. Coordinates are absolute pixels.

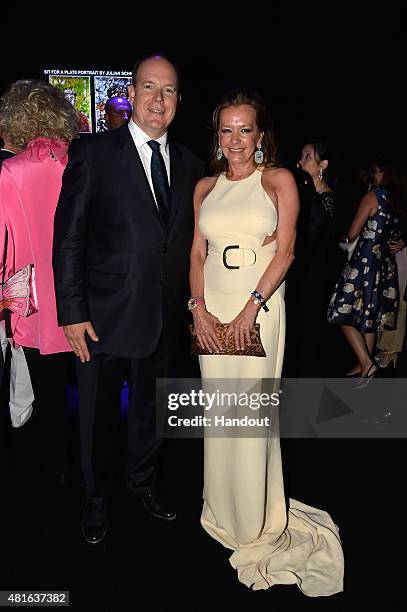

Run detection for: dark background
[[2, 14, 405, 169], [1, 14, 405, 610]]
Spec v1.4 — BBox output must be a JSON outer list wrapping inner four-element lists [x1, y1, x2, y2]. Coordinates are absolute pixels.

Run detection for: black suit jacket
[[0, 149, 15, 161], [53, 124, 205, 358]]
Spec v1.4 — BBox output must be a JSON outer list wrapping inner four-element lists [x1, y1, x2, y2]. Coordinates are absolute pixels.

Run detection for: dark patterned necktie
[[147, 140, 170, 226]]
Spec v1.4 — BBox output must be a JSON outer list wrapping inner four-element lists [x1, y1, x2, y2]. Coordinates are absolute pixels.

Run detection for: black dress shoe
[[130, 487, 176, 521], [81, 497, 109, 544]]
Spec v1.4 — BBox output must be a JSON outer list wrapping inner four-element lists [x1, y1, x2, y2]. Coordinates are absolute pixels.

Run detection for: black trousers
[[22, 348, 69, 475], [76, 340, 168, 498]]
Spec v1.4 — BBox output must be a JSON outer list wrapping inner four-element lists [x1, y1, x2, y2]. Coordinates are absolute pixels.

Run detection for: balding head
[[131, 55, 180, 93], [128, 55, 179, 139], [104, 96, 132, 130]]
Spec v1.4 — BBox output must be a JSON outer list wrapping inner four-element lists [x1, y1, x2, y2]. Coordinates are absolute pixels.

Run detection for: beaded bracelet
[[250, 290, 269, 312]]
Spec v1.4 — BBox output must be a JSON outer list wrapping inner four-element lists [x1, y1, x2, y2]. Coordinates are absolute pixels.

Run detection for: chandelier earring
[[216, 144, 223, 161], [318, 167, 323, 180], [254, 144, 264, 164]]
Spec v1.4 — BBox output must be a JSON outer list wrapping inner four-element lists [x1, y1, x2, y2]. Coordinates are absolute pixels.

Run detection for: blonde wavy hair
[[0, 79, 80, 150]]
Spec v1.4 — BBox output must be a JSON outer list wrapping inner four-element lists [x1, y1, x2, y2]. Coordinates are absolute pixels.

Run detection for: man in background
[[0, 136, 19, 161], [104, 96, 132, 130]]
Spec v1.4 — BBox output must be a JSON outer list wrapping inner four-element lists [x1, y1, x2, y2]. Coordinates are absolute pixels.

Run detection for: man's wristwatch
[[188, 297, 205, 311]]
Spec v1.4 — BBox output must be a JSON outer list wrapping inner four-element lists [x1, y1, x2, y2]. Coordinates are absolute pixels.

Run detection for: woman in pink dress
[[0, 79, 79, 483]]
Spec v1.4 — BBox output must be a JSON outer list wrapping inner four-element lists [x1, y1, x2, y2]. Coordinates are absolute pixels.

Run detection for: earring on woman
[[254, 144, 264, 164], [318, 167, 323, 180], [216, 144, 223, 161]]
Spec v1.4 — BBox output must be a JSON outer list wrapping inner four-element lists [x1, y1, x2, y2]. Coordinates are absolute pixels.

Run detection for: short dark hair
[[131, 53, 181, 100]]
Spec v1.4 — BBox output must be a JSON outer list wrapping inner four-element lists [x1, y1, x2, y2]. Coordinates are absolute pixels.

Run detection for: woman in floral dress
[[327, 156, 402, 378]]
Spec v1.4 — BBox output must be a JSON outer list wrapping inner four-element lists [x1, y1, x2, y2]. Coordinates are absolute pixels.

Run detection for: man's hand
[[63, 322, 99, 363]]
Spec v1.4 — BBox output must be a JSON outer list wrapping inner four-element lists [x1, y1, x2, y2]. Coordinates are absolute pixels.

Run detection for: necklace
[[314, 177, 328, 194]]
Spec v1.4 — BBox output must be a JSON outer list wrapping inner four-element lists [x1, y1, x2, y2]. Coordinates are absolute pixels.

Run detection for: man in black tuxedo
[[53, 55, 205, 544]]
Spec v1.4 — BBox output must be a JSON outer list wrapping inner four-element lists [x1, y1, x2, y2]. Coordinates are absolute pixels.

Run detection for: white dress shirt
[[128, 119, 170, 207]]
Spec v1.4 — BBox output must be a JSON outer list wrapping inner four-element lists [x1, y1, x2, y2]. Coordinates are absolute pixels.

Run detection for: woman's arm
[[255, 167, 299, 299], [225, 167, 299, 349], [189, 177, 222, 352], [189, 178, 211, 303], [0, 168, 8, 282], [390, 213, 407, 253], [389, 238, 406, 253], [346, 191, 378, 242], [0, 165, 17, 282]]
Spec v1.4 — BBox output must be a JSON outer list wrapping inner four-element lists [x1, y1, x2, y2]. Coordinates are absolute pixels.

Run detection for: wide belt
[[222, 245, 257, 269]]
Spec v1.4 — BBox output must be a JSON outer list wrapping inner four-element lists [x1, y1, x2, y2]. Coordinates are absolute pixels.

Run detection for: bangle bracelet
[[188, 296, 205, 311], [250, 290, 269, 313]]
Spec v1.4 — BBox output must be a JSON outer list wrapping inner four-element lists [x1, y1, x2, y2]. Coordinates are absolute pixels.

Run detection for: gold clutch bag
[[190, 323, 266, 357]]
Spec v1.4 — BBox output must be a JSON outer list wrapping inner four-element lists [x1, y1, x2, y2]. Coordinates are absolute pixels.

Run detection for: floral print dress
[[327, 188, 400, 332]]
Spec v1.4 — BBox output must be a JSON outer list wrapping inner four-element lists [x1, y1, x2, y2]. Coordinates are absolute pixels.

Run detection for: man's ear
[[128, 84, 135, 105]]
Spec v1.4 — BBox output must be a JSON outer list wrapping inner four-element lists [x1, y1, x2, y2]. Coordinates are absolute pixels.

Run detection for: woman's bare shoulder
[[194, 175, 218, 201], [360, 190, 377, 205], [356, 190, 379, 214], [262, 166, 295, 188]]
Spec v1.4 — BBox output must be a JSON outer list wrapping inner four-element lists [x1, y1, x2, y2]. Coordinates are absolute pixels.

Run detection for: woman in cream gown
[[189, 89, 344, 596]]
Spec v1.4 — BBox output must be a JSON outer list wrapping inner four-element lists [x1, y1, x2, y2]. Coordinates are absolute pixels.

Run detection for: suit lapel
[[113, 125, 165, 235], [168, 140, 186, 238]]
